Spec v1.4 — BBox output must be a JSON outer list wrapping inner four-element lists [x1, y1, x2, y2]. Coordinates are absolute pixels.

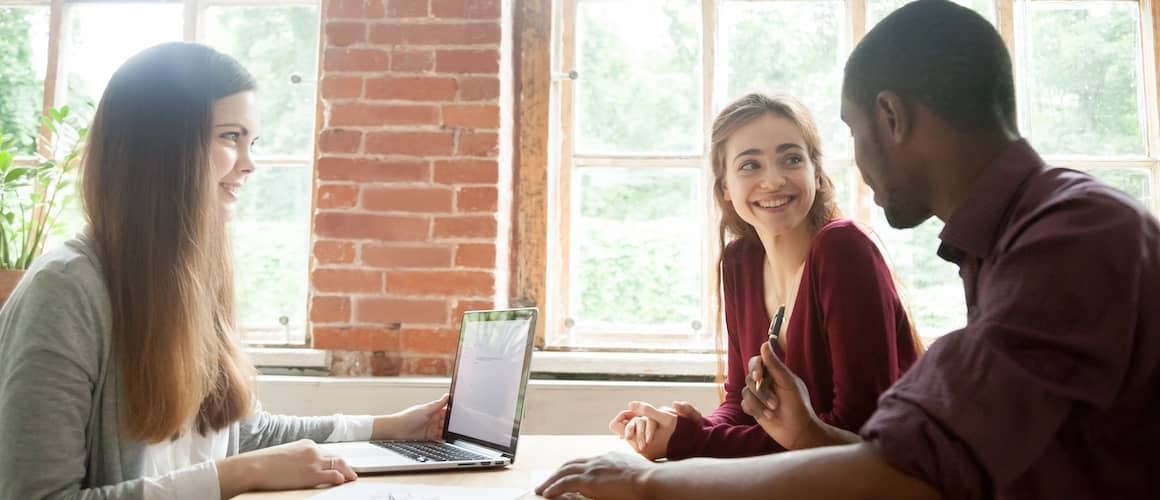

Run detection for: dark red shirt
[[861, 140, 1160, 499], [668, 219, 919, 459]]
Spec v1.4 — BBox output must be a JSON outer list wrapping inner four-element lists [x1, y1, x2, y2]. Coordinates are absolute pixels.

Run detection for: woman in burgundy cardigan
[[610, 94, 922, 459]]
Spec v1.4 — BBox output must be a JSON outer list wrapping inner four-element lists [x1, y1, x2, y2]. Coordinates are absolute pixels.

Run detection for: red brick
[[316, 184, 359, 209], [451, 299, 493, 327], [313, 240, 356, 265], [433, 215, 497, 239], [310, 296, 351, 323], [365, 77, 457, 101], [401, 329, 459, 354], [317, 157, 429, 183], [431, 0, 500, 19], [390, 50, 434, 72], [324, 48, 389, 72], [320, 76, 363, 100], [435, 49, 499, 73], [312, 269, 383, 293], [387, 0, 428, 18], [362, 187, 453, 213], [455, 186, 497, 212], [403, 356, 452, 376], [356, 297, 449, 324], [454, 243, 495, 268], [328, 0, 385, 19], [363, 244, 453, 268], [456, 131, 498, 157], [315, 213, 430, 241], [442, 104, 499, 129], [318, 129, 361, 154], [314, 327, 400, 351], [458, 77, 499, 101], [386, 270, 494, 296], [326, 22, 366, 47], [330, 103, 438, 127], [433, 159, 498, 184], [369, 22, 499, 45], [365, 132, 454, 156]]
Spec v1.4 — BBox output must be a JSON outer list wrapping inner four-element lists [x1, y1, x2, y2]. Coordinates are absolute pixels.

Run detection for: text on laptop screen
[[446, 314, 532, 448]]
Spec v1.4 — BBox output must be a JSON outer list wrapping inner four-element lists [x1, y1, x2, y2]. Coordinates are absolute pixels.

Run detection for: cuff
[[665, 415, 710, 460], [324, 414, 375, 442]]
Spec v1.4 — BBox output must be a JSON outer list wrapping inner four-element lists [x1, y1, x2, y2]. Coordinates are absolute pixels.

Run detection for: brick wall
[[311, 0, 504, 376]]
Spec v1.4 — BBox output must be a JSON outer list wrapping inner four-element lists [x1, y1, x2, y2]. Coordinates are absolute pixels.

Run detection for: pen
[[755, 305, 785, 393]]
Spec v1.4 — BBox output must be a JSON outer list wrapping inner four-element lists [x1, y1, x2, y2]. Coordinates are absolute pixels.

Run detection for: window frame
[[0, 0, 321, 346], [525, 0, 1160, 355]]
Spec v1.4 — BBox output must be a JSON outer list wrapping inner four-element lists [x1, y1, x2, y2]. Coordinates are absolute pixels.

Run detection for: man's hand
[[742, 343, 827, 450], [535, 451, 656, 499]]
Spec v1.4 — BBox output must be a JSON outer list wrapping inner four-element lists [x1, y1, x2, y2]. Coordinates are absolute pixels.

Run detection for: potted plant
[[0, 106, 87, 305]]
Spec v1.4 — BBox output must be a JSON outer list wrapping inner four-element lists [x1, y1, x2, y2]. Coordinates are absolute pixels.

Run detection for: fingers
[[333, 457, 358, 482], [609, 409, 634, 435], [761, 342, 790, 381], [629, 401, 671, 423], [644, 415, 657, 446], [633, 417, 647, 450], [535, 461, 587, 496]]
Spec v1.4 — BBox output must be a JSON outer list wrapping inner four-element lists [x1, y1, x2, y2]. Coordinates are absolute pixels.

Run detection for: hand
[[741, 342, 822, 450], [671, 401, 703, 424], [375, 393, 449, 440], [217, 439, 356, 498], [535, 452, 656, 499], [608, 401, 676, 460]]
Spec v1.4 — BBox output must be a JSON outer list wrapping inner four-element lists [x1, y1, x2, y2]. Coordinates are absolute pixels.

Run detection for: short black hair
[[843, 0, 1016, 133]]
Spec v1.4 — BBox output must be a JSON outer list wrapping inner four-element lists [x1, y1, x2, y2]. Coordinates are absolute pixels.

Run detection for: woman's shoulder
[[810, 219, 880, 258], [23, 235, 106, 297], [723, 236, 764, 266]]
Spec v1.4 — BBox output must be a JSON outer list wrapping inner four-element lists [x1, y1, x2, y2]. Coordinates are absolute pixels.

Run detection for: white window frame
[[0, 0, 321, 349], [546, 0, 1160, 362]]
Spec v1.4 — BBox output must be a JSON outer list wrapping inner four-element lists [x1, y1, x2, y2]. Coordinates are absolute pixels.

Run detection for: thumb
[[629, 401, 671, 423], [427, 393, 450, 410], [760, 342, 791, 385], [672, 401, 702, 421]]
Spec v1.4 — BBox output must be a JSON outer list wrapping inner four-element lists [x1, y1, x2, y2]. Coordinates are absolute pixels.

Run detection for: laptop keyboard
[[373, 441, 491, 463]]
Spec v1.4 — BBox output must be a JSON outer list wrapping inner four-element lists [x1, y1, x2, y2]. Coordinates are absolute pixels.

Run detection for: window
[[0, 0, 320, 344], [548, 0, 1159, 351]]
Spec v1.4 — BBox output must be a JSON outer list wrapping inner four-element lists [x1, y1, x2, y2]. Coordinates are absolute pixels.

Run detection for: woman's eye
[[739, 161, 759, 171], [221, 132, 241, 142], [785, 155, 804, 166]]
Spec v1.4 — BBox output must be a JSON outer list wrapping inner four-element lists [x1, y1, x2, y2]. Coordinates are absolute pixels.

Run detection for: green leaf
[[4, 168, 32, 183]]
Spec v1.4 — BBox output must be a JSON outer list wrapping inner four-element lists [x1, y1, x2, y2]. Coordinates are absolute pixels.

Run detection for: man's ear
[[874, 90, 910, 144]]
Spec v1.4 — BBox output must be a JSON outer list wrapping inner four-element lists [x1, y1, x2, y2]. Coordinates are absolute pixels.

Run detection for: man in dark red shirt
[[535, 0, 1160, 498]]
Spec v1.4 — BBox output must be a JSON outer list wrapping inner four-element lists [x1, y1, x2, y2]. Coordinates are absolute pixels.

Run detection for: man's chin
[[883, 207, 932, 229]]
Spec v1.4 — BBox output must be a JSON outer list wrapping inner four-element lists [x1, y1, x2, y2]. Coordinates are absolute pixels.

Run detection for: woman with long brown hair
[[609, 93, 922, 459], [0, 42, 447, 499]]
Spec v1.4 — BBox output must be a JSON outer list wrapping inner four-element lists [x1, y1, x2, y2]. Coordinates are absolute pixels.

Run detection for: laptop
[[319, 308, 538, 473]]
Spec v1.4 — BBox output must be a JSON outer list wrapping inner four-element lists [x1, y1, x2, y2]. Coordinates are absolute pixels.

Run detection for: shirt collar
[[937, 139, 1045, 263]]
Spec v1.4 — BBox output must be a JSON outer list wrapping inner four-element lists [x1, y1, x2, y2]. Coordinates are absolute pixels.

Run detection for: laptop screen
[[445, 309, 536, 452]]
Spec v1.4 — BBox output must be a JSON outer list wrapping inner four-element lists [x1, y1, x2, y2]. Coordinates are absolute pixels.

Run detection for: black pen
[[755, 305, 785, 393]]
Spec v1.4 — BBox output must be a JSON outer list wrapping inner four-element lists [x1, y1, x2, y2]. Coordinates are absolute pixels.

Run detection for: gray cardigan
[[0, 236, 337, 499]]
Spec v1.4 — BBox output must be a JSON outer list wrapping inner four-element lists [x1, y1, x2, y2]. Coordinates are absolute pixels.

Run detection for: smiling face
[[209, 90, 259, 214], [720, 114, 818, 238]]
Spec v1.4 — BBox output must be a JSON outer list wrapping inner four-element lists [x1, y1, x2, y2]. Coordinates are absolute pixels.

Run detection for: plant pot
[[0, 270, 25, 308]]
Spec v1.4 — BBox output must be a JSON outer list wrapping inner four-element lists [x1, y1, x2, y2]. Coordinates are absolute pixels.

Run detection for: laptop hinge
[[449, 439, 504, 458]]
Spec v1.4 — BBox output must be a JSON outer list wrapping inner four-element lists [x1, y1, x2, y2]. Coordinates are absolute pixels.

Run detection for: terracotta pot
[[0, 270, 25, 308]]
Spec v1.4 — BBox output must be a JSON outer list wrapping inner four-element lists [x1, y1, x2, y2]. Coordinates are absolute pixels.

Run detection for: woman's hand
[[373, 394, 450, 441], [608, 401, 677, 460], [217, 439, 356, 498]]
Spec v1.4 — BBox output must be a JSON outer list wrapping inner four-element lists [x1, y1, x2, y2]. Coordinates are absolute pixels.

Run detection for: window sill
[[247, 347, 719, 379]]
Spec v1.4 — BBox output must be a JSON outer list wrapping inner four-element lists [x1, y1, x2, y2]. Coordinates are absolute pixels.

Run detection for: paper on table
[[309, 482, 524, 500]]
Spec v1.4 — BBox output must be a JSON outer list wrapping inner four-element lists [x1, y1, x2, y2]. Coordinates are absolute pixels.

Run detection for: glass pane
[[231, 165, 312, 344], [720, 0, 849, 157], [205, 6, 320, 158], [868, 0, 995, 28], [1080, 167, 1152, 209], [62, 4, 183, 125], [0, 6, 49, 155], [575, 0, 701, 155], [869, 213, 967, 341], [569, 167, 704, 345], [1024, 2, 1144, 156]]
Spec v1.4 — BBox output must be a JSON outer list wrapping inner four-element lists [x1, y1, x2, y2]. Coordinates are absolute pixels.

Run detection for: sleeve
[[324, 415, 375, 442], [0, 268, 145, 499], [236, 403, 341, 452], [667, 242, 784, 459], [861, 194, 1144, 500], [811, 224, 913, 432], [142, 462, 220, 500]]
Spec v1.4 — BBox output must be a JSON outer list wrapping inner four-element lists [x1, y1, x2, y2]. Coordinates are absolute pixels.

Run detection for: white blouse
[[140, 414, 374, 500]]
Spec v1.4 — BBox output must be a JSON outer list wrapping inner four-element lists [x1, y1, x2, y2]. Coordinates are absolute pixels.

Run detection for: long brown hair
[[708, 94, 841, 395], [82, 42, 256, 442]]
